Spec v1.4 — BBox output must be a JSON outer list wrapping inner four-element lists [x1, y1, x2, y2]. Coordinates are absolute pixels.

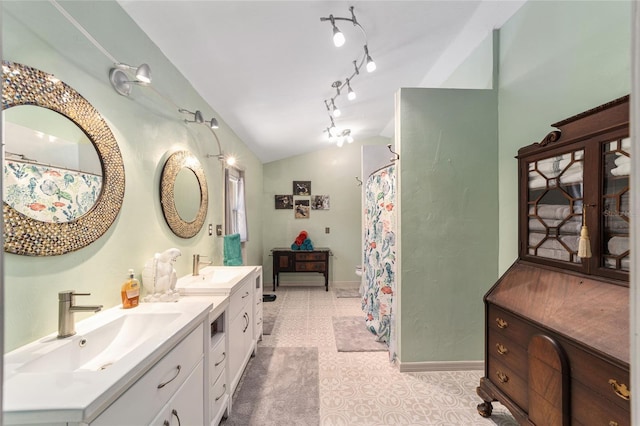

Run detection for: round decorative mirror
[[2, 61, 125, 256], [160, 151, 208, 238]]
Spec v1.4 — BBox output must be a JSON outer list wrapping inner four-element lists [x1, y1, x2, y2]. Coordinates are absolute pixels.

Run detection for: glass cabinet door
[[527, 150, 584, 264], [602, 138, 630, 272]]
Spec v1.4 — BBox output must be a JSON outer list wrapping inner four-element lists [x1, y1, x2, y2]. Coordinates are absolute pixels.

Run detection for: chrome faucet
[[58, 290, 103, 338], [192, 254, 213, 276]]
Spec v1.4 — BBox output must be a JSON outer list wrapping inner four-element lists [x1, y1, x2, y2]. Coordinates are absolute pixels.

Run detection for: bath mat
[[335, 287, 360, 298], [220, 347, 319, 425], [332, 316, 387, 352]]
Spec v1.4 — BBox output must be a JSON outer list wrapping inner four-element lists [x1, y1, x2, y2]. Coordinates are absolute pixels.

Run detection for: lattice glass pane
[[527, 150, 584, 263], [602, 138, 630, 271]]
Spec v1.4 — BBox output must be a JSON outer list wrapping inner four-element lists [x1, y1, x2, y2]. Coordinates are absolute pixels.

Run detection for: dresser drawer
[[210, 369, 228, 421], [572, 379, 630, 426], [210, 337, 226, 385], [295, 262, 326, 272], [487, 355, 528, 411], [488, 305, 538, 349], [295, 252, 326, 261], [487, 330, 527, 377], [561, 341, 630, 412]]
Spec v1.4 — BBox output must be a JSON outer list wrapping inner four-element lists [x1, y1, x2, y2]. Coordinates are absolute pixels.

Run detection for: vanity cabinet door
[[149, 360, 204, 426]]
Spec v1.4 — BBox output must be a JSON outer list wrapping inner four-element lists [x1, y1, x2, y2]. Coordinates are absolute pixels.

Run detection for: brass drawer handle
[[495, 317, 508, 329], [608, 379, 630, 401], [496, 343, 508, 355], [496, 370, 509, 384]]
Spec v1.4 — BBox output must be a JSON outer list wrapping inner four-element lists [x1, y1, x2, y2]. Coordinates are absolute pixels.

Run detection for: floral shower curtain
[[362, 164, 397, 360]]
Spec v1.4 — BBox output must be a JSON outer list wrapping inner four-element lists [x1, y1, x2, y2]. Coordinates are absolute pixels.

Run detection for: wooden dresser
[[271, 248, 331, 291], [477, 96, 630, 425]]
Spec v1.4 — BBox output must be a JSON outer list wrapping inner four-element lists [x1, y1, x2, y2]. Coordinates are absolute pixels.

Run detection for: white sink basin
[[3, 300, 212, 424], [176, 266, 256, 294], [16, 312, 180, 374]]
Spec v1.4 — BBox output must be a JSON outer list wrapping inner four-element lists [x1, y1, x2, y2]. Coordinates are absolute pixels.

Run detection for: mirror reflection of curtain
[[225, 167, 248, 242]]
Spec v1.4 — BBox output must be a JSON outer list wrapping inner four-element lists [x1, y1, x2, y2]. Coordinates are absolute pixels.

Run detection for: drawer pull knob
[[608, 379, 630, 401], [496, 370, 509, 384], [496, 343, 508, 355], [215, 384, 227, 401], [215, 351, 226, 367], [495, 318, 508, 329], [157, 365, 181, 389], [171, 409, 182, 426], [609, 421, 619, 426]]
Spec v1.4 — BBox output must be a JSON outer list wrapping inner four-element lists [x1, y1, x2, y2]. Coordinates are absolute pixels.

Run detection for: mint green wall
[[398, 88, 498, 363], [497, 1, 631, 274], [2, 1, 263, 351], [262, 137, 390, 288]]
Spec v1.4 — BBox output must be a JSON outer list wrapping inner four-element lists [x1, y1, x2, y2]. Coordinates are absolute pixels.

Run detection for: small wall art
[[293, 180, 311, 196], [275, 195, 293, 209], [311, 195, 330, 210], [294, 198, 310, 218]]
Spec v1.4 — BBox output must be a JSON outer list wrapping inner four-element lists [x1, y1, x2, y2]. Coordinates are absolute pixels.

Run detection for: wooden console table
[[271, 248, 331, 291]]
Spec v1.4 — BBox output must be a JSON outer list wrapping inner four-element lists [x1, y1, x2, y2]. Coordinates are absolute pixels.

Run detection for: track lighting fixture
[[179, 108, 219, 129], [109, 63, 152, 97], [320, 5, 377, 146]]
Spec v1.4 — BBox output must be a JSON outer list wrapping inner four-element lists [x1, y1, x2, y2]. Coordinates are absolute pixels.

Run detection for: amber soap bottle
[[121, 269, 140, 309]]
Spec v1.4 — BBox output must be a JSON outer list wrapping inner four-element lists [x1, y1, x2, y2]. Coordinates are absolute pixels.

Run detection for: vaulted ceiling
[[119, 1, 525, 163]]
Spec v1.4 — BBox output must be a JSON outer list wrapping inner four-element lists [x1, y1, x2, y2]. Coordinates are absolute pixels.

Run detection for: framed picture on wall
[[275, 195, 293, 209], [311, 195, 330, 210], [294, 198, 310, 218], [293, 180, 311, 196]]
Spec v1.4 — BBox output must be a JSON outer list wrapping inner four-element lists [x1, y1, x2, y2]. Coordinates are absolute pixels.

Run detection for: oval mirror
[[173, 168, 202, 222], [3, 105, 103, 223], [2, 61, 125, 256], [160, 151, 208, 238]]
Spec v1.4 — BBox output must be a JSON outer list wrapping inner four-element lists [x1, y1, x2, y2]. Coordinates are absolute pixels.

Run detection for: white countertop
[[3, 298, 212, 424], [175, 265, 257, 295]]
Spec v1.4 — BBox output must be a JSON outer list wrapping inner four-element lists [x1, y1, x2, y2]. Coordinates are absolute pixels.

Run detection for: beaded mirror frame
[[2, 61, 125, 256], [160, 150, 208, 238]]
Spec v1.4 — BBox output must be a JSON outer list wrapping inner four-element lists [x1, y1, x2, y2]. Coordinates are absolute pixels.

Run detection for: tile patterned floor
[[260, 286, 518, 426]]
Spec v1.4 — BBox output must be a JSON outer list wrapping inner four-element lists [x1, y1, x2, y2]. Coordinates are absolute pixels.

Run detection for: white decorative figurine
[[142, 248, 182, 302]]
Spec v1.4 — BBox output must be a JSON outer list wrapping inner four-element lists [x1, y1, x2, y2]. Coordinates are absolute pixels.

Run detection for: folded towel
[[608, 236, 629, 255], [223, 233, 243, 266], [529, 218, 581, 235], [614, 154, 630, 166], [529, 204, 582, 220], [529, 233, 579, 252], [621, 138, 631, 151], [611, 163, 630, 176], [290, 243, 299, 250]]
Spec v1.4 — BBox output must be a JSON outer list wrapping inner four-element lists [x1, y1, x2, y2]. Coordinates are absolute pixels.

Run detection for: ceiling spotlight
[[208, 117, 219, 129], [364, 45, 376, 73], [346, 78, 356, 101], [330, 17, 345, 47], [109, 63, 152, 97], [331, 99, 341, 117]]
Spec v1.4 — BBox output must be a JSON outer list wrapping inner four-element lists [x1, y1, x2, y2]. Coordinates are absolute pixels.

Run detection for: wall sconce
[[179, 108, 219, 129], [320, 6, 377, 146], [109, 63, 152, 96]]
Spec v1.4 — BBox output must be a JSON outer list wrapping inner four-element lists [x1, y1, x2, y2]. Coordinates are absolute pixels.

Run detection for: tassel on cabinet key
[[578, 205, 592, 259]]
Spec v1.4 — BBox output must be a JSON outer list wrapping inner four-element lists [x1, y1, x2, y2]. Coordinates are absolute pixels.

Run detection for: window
[[225, 167, 248, 242]]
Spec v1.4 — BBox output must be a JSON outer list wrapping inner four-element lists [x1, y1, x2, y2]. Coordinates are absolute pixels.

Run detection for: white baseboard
[[268, 280, 360, 290], [398, 360, 484, 373]]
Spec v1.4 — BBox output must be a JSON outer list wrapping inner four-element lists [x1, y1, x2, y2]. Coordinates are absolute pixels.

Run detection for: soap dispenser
[[121, 269, 140, 309]]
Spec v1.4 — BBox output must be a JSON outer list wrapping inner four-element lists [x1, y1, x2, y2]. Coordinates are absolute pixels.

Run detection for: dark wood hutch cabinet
[[477, 96, 631, 425]]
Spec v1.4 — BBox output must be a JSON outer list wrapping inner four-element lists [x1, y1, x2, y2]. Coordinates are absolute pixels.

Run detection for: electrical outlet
[[325, 227, 330, 234]]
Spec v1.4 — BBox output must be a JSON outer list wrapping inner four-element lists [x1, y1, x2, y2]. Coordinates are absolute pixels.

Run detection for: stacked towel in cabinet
[[528, 152, 583, 189], [610, 138, 631, 176], [528, 204, 581, 262]]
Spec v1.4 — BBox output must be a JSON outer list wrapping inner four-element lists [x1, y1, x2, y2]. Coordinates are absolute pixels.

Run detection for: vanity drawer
[[229, 278, 252, 320], [91, 323, 204, 425], [488, 305, 538, 349], [487, 355, 528, 411], [487, 330, 527, 377], [572, 379, 630, 426], [561, 341, 630, 411], [210, 337, 226, 385], [210, 370, 228, 422]]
